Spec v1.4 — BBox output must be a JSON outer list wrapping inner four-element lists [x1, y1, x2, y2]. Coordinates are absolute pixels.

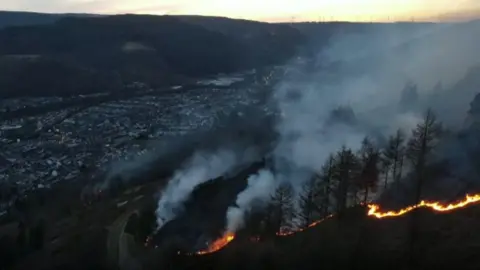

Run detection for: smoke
[[223, 21, 480, 230], [155, 145, 260, 230], [282, 20, 480, 168], [226, 169, 276, 232], [93, 134, 202, 193]]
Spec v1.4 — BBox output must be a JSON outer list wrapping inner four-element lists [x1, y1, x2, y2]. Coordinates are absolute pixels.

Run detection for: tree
[[268, 182, 296, 234], [298, 154, 337, 229], [332, 146, 360, 215], [405, 109, 442, 266], [318, 154, 335, 217], [383, 129, 406, 185], [355, 137, 380, 204], [406, 109, 442, 204], [297, 177, 320, 229], [380, 152, 392, 190]]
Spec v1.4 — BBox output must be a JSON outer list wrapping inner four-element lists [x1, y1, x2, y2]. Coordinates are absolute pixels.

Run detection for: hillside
[[168, 203, 480, 270], [0, 14, 305, 97], [0, 11, 97, 29], [178, 16, 304, 61]]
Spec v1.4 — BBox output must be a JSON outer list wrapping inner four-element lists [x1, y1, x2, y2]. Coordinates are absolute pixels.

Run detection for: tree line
[[239, 108, 443, 237]]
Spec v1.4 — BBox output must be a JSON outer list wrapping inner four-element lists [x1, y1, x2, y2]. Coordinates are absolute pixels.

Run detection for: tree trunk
[[337, 178, 349, 215], [398, 154, 404, 181], [392, 157, 398, 183], [322, 186, 330, 217], [384, 169, 389, 190]]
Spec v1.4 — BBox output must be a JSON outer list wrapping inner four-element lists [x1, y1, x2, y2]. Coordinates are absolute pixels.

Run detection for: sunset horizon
[[2, 0, 480, 23]]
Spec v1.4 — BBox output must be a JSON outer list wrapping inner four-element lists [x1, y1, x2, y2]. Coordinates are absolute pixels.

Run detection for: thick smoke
[[156, 146, 260, 230], [93, 134, 202, 193], [226, 169, 276, 232], [277, 20, 480, 173], [224, 21, 480, 230]]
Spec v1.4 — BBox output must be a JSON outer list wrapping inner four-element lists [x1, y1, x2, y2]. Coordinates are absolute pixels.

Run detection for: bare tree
[[356, 137, 380, 204], [297, 177, 320, 229], [380, 152, 391, 189], [383, 129, 406, 184], [332, 146, 360, 215], [268, 182, 296, 234], [318, 154, 335, 217], [406, 109, 442, 266], [298, 154, 337, 228], [406, 109, 442, 204]]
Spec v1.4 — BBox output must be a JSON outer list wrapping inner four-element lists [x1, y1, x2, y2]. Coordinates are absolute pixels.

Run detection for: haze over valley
[[1, 10, 480, 270]]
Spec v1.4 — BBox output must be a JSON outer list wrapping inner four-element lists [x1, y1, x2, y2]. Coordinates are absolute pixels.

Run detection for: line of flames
[[192, 193, 480, 255]]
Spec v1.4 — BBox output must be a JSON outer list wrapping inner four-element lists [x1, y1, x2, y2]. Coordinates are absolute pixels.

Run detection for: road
[[106, 208, 141, 270]]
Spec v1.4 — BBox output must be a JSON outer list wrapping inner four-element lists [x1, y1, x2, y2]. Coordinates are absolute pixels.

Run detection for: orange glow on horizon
[[2, 0, 480, 23]]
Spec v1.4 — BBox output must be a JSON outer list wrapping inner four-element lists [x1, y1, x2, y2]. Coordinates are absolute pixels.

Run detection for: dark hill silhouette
[[0, 11, 98, 29], [178, 16, 305, 63], [0, 14, 305, 97]]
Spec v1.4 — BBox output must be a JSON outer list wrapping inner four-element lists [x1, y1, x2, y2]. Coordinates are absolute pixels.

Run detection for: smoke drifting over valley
[[155, 145, 260, 230], [102, 20, 480, 241], [221, 20, 480, 234]]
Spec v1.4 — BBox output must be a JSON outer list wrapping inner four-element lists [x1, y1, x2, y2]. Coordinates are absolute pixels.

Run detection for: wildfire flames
[[195, 232, 235, 255], [367, 194, 480, 218], [190, 193, 480, 255], [277, 214, 335, 236]]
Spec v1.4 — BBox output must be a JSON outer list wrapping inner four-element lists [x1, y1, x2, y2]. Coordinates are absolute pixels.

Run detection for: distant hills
[[0, 11, 477, 98], [0, 11, 97, 29], [0, 12, 305, 97]]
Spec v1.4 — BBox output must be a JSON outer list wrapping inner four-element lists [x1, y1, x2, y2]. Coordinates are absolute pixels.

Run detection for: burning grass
[[367, 194, 480, 218], [195, 232, 235, 255], [194, 193, 480, 255]]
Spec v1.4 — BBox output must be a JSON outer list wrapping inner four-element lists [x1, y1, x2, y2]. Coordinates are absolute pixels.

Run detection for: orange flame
[[367, 193, 480, 218], [196, 232, 235, 255], [189, 193, 480, 256], [277, 214, 335, 236]]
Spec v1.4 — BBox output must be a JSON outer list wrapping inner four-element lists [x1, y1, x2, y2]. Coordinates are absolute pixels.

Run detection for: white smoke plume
[[156, 146, 260, 230], [226, 169, 276, 232], [224, 21, 480, 230]]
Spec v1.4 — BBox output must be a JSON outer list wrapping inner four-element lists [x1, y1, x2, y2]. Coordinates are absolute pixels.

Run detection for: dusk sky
[[2, 0, 480, 22]]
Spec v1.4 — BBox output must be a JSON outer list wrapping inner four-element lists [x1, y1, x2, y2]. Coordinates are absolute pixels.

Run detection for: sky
[[2, 0, 480, 22]]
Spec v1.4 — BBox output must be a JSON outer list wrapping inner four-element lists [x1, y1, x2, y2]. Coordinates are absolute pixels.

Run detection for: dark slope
[[0, 11, 59, 28], [0, 14, 305, 97], [0, 11, 98, 29], [171, 203, 480, 270], [179, 16, 306, 64]]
